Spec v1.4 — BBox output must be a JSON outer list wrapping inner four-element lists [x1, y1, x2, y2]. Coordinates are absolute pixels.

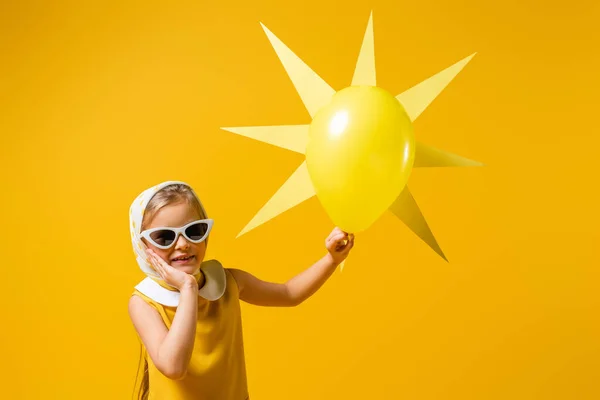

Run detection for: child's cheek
[[153, 248, 171, 263]]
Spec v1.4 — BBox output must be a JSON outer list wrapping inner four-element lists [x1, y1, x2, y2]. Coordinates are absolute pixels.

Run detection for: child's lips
[[172, 255, 195, 264]]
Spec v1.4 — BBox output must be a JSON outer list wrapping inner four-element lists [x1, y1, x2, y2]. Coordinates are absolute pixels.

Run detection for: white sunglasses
[[140, 219, 213, 249]]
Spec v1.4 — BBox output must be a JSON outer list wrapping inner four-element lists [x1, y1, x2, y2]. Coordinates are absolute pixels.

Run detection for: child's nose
[[175, 233, 190, 248]]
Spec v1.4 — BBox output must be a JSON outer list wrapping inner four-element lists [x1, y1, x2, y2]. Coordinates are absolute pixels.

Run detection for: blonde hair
[[141, 183, 208, 230], [134, 183, 208, 400]]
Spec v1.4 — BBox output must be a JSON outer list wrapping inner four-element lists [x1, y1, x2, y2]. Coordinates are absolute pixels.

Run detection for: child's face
[[142, 201, 206, 275]]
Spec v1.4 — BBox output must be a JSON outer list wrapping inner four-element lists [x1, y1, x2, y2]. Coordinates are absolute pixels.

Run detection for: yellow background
[[2, 0, 599, 398]]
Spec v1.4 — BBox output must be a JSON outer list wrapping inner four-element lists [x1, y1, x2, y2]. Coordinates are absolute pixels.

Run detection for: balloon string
[[338, 235, 353, 272]]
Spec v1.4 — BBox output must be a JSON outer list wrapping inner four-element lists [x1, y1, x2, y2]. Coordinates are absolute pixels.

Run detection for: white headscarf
[[129, 180, 226, 303]]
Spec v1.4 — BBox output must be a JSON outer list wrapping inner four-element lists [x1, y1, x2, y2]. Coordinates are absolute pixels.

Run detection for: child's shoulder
[[130, 287, 158, 308]]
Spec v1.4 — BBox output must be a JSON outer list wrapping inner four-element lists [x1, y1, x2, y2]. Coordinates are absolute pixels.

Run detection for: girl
[[128, 181, 354, 400]]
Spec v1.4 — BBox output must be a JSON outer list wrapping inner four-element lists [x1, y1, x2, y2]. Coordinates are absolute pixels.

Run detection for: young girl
[[128, 181, 354, 400]]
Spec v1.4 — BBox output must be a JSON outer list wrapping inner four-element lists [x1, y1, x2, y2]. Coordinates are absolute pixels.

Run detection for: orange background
[[1, 1, 599, 399]]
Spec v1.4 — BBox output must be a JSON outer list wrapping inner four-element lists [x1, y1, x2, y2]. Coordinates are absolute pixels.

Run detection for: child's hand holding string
[[146, 249, 197, 292], [325, 227, 355, 266]]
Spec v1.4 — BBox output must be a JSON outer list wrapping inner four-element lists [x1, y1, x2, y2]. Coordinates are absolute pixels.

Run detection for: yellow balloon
[[306, 86, 415, 233]]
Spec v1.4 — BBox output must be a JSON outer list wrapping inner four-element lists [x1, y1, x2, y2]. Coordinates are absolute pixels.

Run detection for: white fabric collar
[[135, 278, 181, 307], [134, 260, 227, 306]]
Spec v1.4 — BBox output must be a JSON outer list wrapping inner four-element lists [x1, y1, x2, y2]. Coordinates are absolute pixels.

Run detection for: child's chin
[[178, 264, 200, 274]]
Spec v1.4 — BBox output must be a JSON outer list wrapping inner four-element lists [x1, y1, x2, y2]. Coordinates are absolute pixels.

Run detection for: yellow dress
[[132, 267, 249, 400]]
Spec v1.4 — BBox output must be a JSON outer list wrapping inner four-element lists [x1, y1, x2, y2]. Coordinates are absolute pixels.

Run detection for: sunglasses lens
[[186, 222, 209, 241], [149, 230, 176, 247]]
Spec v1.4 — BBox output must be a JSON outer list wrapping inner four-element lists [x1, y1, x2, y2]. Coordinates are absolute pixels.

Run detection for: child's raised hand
[[325, 227, 355, 265], [146, 249, 197, 291]]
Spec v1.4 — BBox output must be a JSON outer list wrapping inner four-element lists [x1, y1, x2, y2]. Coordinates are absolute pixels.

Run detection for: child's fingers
[[342, 238, 355, 253], [327, 227, 344, 241], [326, 234, 346, 250], [330, 232, 347, 243], [335, 241, 353, 257], [326, 229, 354, 253], [338, 234, 356, 252], [149, 249, 169, 269], [155, 260, 170, 281], [154, 254, 169, 269], [147, 251, 166, 276], [334, 233, 348, 245], [329, 236, 349, 253], [149, 254, 162, 273]]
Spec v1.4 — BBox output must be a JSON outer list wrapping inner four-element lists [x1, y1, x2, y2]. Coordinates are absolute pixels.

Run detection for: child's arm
[[229, 227, 354, 307], [128, 250, 200, 380]]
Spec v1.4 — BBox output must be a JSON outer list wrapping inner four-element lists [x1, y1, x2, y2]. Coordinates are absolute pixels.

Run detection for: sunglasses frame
[[140, 219, 214, 249]]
